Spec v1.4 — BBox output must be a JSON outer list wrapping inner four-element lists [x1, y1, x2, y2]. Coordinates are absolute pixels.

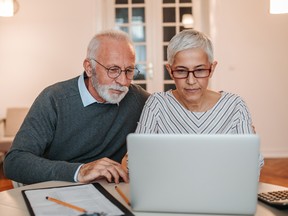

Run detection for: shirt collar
[[78, 72, 99, 107], [78, 72, 122, 107]]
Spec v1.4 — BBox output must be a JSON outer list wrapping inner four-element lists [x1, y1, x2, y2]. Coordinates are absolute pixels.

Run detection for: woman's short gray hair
[[167, 29, 214, 65]]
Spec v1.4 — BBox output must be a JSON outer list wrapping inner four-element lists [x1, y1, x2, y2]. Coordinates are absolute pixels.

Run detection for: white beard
[[91, 72, 129, 104]]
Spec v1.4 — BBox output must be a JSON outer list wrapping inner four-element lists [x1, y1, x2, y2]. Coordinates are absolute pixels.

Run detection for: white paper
[[24, 184, 124, 216]]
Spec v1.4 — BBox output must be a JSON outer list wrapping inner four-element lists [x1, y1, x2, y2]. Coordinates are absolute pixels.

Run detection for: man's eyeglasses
[[171, 68, 212, 79], [90, 59, 140, 80]]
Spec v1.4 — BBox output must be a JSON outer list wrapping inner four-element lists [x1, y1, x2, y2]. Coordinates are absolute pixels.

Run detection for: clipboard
[[22, 183, 134, 216]]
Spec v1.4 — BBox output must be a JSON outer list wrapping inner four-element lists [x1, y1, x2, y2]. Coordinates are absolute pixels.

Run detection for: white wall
[[209, 0, 288, 157], [0, 0, 98, 115], [0, 0, 288, 157]]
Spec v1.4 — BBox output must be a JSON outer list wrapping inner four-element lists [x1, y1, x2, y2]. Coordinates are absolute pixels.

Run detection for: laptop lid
[[127, 134, 260, 215]]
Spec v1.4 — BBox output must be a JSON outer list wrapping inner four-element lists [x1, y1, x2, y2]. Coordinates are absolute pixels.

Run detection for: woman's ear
[[166, 64, 174, 80], [209, 61, 218, 78], [83, 59, 93, 77]]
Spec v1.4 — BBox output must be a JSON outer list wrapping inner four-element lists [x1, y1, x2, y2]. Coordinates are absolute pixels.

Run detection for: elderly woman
[[135, 29, 264, 168]]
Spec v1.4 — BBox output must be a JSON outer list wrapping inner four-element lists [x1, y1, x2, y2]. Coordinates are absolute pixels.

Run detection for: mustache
[[108, 84, 129, 92]]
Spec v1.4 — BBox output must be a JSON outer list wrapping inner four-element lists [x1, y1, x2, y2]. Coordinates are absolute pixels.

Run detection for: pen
[[46, 196, 87, 213], [115, 185, 131, 206]]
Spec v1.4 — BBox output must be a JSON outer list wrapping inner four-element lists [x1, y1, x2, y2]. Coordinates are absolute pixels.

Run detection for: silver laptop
[[127, 134, 260, 215]]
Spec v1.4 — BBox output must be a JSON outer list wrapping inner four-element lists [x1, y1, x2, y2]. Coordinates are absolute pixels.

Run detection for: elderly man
[[4, 30, 149, 185]]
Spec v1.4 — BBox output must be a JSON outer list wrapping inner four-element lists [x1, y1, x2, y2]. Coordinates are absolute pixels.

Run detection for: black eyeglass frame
[[171, 68, 212, 79], [90, 59, 140, 80]]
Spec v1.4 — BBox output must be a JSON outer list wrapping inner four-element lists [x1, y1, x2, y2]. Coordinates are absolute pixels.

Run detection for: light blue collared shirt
[[78, 72, 98, 107], [78, 72, 116, 106]]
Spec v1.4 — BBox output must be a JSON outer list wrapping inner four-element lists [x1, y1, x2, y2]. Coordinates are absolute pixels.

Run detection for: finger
[[79, 166, 113, 183], [101, 157, 122, 166], [110, 163, 129, 183], [99, 168, 113, 183], [93, 161, 128, 184], [118, 168, 129, 183], [78, 161, 109, 183], [78, 159, 124, 183], [99, 158, 129, 182]]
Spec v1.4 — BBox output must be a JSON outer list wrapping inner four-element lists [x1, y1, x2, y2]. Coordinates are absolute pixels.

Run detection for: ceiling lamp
[[182, 14, 194, 29], [270, 0, 288, 14], [0, 0, 19, 17]]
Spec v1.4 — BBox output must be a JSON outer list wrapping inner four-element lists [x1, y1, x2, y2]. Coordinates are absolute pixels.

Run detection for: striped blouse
[[135, 90, 264, 168]]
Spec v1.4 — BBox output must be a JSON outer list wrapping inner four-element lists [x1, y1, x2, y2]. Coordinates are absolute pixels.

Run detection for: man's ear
[[165, 64, 174, 80], [83, 59, 93, 77]]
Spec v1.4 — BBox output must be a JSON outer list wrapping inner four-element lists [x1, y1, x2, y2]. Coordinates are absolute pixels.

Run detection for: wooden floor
[[0, 163, 13, 191], [259, 158, 288, 187], [0, 158, 288, 192]]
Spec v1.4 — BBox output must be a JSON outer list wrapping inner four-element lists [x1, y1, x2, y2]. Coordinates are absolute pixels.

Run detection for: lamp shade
[[182, 14, 194, 29], [0, 0, 14, 17], [270, 0, 288, 14]]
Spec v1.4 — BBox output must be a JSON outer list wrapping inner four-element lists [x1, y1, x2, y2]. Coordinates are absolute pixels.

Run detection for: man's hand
[[77, 157, 129, 184]]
